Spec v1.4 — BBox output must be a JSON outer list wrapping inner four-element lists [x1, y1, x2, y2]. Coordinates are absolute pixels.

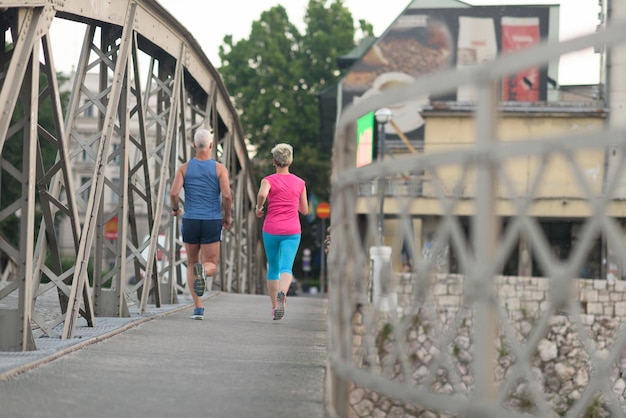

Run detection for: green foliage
[[452, 344, 461, 358], [0, 68, 70, 250], [40, 252, 96, 286], [521, 306, 528, 319], [219, 5, 306, 162], [582, 396, 605, 418], [498, 335, 510, 357], [218, 0, 364, 204], [412, 313, 422, 329], [376, 322, 394, 357], [517, 387, 534, 412]]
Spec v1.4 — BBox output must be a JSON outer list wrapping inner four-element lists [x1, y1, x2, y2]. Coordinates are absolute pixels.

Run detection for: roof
[[337, 36, 377, 69], [407, 0, 471, 8]]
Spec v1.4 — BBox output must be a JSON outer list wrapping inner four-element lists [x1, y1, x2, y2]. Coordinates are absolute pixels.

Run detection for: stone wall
[[348, 274, 626, 417]]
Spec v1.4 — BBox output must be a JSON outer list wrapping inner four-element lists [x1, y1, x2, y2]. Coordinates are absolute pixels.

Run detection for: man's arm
[[170, 164, 186, 216], [217, 163, 232, 229]]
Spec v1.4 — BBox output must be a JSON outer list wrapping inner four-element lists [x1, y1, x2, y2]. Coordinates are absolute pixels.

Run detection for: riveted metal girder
[[0, 0, 259, 349]]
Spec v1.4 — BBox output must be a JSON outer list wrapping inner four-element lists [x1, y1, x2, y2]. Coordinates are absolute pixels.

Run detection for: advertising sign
[[501, 16, 541, 101], [356, 112, 374, 167], [104, 216, 118, 240], [341, 6, 550, 143]]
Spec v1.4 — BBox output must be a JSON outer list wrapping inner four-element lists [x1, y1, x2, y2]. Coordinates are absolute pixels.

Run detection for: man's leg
[[185, 243, 203, 308], [200, 241, 220, 288]]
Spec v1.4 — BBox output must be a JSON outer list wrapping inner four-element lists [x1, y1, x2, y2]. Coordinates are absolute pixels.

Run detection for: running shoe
[[193, 263, 206, 296], [274, 290, 285, 320], [191, 307, 204, 320]]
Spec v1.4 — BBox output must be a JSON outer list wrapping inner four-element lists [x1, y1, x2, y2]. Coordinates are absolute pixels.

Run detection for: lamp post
[[375, 107, 392, 245], [370, 107, 394, 311]]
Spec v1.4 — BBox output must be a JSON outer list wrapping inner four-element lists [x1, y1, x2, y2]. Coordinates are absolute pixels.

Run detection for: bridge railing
[[327, 13, 626, 418], [0, 0, 262, 351]]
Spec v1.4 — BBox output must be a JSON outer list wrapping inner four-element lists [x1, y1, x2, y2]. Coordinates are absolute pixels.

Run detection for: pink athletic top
[[262, 173, 305, 235]]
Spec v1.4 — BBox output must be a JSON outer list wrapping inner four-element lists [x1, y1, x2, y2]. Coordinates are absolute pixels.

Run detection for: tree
[[218, 0, 371, 268], [219, 6, 304, 161], [218, 0, 365, 186]]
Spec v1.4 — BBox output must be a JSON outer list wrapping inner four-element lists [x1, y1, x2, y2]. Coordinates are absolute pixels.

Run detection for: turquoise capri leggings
[[262, 232, 301, 280]]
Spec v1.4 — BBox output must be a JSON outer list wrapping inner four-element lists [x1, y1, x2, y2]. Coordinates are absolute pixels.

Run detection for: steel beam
[[0, 0, 260, 351]]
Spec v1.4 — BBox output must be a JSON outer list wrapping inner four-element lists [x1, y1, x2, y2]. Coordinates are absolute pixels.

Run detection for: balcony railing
[[358, 175, 425, 197], [358, 175, 615, 199]]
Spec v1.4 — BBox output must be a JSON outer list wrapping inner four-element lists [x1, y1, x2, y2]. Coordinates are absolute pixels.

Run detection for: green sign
[[356, 112, 374, 167]]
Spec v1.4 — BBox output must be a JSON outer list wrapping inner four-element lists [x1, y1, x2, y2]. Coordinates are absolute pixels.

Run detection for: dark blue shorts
[[181, 219, 222, 244]]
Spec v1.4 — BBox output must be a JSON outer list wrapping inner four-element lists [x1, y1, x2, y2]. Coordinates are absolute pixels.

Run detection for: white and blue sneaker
[[191, 307, 204, 320]]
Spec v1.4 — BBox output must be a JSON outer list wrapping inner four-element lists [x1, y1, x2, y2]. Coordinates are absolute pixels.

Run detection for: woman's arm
[[255, 179, 271, 217], [298, 186, 309, 215]]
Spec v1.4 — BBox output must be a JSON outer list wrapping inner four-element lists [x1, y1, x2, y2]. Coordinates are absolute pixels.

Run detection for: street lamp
[[375, 107, 392, 245]]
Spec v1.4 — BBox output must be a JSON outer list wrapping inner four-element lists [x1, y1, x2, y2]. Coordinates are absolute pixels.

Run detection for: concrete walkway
[[0, 292, 329, 418]]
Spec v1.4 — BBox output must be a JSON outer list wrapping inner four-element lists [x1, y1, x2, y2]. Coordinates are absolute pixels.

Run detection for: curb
[[0, 291, 219, 382]]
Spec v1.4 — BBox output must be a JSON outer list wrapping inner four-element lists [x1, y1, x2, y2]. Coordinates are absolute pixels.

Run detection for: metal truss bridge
[[0, 0, 263, 351]]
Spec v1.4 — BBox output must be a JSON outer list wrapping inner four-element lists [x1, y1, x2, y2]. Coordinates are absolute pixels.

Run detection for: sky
[[50, 0, 602, 85]]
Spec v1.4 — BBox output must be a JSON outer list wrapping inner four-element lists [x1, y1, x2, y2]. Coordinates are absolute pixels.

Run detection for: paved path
[[0, 292, 329, 418]]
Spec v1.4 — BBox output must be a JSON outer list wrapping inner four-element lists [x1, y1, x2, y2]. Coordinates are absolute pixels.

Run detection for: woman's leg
[[263, 232, 281, 308], [277, 234, 301, 294]]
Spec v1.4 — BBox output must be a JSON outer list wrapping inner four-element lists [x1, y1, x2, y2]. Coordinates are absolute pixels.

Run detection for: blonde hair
[[194, 129, 213, 150], [271, 143, 293, 167]]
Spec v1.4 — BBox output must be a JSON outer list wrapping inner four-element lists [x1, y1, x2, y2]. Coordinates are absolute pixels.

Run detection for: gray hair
[[271, 143, 293, 167], [194, 129, 213, 150]]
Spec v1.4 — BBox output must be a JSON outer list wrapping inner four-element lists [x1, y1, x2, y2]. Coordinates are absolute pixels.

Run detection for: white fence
[[327, 12, 626, 418]]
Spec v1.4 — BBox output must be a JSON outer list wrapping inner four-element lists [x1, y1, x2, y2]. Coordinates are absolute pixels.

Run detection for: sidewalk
[[0, 292, 329, 418]]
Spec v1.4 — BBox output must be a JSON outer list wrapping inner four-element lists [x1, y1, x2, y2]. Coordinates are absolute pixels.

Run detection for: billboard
[[341, 6, 551, 143], [356, 112, 375, 167]]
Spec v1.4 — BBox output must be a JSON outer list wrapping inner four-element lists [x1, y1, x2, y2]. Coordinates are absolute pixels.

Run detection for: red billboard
[[501, 16, 541, 101]]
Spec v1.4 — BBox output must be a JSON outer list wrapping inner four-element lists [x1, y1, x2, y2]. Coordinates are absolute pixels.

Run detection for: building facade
[[357, 101, 615, 280]]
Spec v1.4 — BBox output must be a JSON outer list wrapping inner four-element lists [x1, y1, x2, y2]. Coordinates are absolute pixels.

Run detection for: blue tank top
[[182, 159, 222, 220]]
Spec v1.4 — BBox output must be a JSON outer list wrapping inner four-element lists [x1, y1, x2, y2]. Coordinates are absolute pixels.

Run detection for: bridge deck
[[0, 292, 328, 418]]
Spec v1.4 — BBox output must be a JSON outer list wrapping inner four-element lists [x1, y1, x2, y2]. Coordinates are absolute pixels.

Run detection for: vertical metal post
[[472, 80, 499, 408], [320, 217, 326, 295], [327, 122, 357, 418], [377, 120, 385, 245], [372, 108, 393, 311], [604, 0, 626, 280], [375, 107, 391, 245]]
